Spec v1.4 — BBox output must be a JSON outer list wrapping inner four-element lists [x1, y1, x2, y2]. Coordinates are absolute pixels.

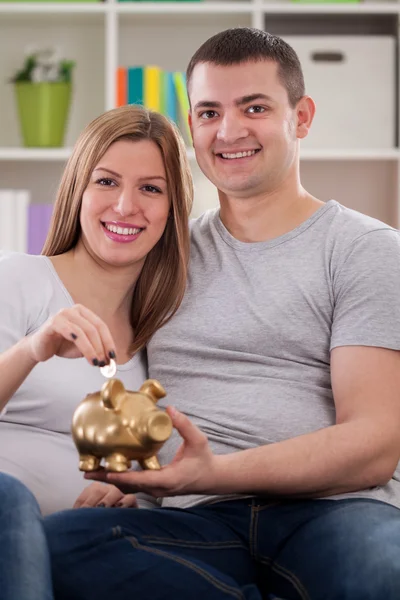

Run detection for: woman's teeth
[[104, 224, 141, 235]]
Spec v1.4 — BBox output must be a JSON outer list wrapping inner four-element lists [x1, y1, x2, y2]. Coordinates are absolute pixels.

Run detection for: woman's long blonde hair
[[42, 105, 193, 354]]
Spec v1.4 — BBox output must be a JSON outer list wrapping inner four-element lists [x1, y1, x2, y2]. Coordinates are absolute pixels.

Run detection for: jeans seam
[[141, 536, 246, 550], [253, 502, 281, 513], [249, 505, 257, 559], [126, 534, 247, 600], [258, 556, 311, 600]]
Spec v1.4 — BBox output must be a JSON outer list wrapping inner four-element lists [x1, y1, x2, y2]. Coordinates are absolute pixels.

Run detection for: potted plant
[[11, 48, 75, 148]]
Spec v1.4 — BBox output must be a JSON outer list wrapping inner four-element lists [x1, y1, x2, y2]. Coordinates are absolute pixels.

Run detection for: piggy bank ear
[[101, 379, 126, 410], [139, 379, 166, 403]]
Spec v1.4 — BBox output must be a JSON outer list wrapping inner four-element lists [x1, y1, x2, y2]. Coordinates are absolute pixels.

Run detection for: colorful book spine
[[116, 67, 127, 107], [173, 71, 192, 143], [128, 67, 144, 105], [27, 204, 54, 255], [164, 71, 177, 123], [144, 66, 161, 112]]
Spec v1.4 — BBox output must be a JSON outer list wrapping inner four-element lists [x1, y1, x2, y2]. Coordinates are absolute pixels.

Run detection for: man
[[45, 28, 400, 600]]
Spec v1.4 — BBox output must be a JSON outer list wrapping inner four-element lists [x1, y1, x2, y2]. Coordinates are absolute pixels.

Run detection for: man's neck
[[50, 246, 142, 322], [218, 182, 324, 243]]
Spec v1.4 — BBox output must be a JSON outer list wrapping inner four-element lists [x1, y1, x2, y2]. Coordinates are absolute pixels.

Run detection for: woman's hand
[[26, 304, 116, 366], [73, 482, 138, 509]]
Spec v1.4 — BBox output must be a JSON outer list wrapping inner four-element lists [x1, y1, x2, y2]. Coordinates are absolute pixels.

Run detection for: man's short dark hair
[[186, 27, 305, 108]]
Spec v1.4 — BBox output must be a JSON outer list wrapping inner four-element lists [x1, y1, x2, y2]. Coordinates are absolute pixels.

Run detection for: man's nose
[[216, 113, 249, 145]]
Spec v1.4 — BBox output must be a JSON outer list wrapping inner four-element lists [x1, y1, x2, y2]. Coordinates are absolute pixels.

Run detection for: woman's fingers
[[73, 482, 108, 508], [73, 483, 136, 509], [76, 305, 116, 362], [115, 494, 138, 508], [52, 305, 117, 365], [97, 485, 125, 507]]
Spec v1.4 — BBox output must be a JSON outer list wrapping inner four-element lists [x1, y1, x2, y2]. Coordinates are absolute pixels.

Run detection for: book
[[128, 66, 144, 105], [27, 204, 54, 255]]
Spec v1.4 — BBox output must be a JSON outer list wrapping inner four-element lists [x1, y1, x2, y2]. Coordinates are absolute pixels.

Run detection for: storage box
[[282, 36, 396, 149]]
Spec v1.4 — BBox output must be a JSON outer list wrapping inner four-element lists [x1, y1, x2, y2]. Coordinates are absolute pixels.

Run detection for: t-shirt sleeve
[[0, 252, 33, 354], [331, 228, 400, 351]]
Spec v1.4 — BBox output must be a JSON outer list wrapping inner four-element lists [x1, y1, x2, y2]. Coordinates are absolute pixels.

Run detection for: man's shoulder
[[326, 201, 398, 244], [189, 208, 219, 236]]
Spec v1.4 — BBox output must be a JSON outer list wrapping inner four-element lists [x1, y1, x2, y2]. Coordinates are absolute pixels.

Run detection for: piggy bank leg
[[79, 455, 101, 472], [104, 453, 131, 472], [139, 456, 161, 470]]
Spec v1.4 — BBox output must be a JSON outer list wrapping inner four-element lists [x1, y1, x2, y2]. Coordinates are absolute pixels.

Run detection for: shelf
[[0, 1, 398, 16], [262, 2, 400, 15], [300, 148, 400, 161], [118, 2, 252, 14], [0, 148, 72, 161], [1, 147, 398, 162], [0, 2, 107, 14]]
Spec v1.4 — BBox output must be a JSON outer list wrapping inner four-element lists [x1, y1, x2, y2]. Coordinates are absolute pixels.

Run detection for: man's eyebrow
[[235, 93, 274, 106], [193, 100, 222, 111], [193, 94, 274, 112]]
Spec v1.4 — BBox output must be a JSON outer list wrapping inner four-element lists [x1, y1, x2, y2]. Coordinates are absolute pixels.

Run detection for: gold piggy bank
[[71, 378, 172, 472]]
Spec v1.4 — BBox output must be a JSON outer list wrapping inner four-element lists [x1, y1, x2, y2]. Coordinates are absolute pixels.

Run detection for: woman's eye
[[247, 106, 266, 114], [141, 185, 162, 194], [199, 110, 217, 120], [96, 178, 115, 187]]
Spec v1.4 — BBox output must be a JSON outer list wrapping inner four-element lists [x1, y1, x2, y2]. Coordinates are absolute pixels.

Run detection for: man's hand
[[85, 407, 218, 498], [74, 482, 138, 508]]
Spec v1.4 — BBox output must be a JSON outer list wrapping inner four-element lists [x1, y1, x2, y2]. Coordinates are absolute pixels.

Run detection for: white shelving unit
[[0, 0, 399, 224]]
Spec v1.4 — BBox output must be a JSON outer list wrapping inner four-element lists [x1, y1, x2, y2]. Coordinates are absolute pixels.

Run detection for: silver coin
[[100, 358, 117, 379]]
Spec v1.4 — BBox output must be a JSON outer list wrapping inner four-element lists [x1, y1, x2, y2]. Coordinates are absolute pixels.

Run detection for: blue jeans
[[44, 496, 400, 600], [0, 472, 54, 600]]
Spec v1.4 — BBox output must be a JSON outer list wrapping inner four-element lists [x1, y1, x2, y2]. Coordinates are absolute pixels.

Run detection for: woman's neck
[[49, 246, 141, 323]]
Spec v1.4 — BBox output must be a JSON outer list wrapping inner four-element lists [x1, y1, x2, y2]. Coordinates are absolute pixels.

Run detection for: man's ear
[[296, 96, 316, 140]]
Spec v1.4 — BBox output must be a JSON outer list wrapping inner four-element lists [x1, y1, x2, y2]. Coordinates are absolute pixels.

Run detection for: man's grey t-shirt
[[148, 200, 400, 510]]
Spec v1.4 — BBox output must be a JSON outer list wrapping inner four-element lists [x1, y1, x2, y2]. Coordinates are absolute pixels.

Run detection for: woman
[[0, 104, 193, 516]]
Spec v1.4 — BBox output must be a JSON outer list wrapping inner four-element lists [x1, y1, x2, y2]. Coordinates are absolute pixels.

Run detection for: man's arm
[[208, 345, 400, 497], [86, 345, 400, 499]]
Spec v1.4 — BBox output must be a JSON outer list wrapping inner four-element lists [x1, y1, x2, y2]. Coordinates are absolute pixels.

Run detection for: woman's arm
[[0, 304, 116, 413], [0, 337, 38, 412]]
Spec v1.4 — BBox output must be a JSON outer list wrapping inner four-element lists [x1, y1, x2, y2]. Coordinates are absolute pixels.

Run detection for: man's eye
[[95, 178, 115, 186], [141, 185, 162, 194], [199, 110, 217, 120], [247, 106, 266, 114]]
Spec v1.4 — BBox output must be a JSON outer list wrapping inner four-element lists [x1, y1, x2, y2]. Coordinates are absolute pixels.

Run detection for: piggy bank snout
[[140, 411, 172, 443]]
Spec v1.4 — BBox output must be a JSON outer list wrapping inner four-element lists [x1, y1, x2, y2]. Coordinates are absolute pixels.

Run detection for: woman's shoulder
[[0, 251, 50, 277], [0, 252, 59, 324]]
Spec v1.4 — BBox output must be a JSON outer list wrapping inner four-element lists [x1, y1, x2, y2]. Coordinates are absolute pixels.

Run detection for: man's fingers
[[166, 406, 208, 449]]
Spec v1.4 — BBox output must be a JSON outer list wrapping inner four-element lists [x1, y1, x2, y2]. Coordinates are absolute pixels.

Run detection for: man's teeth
[[104, 224, 141, 235], [221, 150, 258, 159]]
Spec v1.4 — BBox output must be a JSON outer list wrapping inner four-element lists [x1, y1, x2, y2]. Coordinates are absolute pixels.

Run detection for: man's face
[[189, 60, 303, 198]]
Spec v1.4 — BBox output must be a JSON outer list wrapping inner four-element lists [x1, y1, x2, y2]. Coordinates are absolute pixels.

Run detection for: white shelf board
[[0, 147, 398, 162], [0, 2, 108, 14], [300, 148, 400, 161], [262, 2, 400, 15], [0, 1, 398, 16], [0, 148, 72, 161], [117, 2, 252, 14]]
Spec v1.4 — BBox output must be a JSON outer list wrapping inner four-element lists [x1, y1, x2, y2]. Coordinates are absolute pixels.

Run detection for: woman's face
[[80, 139, 170, 270]]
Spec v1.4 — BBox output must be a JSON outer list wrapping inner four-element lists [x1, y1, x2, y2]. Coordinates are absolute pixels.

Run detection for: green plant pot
[[14, 82, 72, 148]]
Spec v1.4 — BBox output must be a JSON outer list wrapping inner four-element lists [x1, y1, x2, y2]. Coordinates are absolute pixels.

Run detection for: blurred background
[[0, 0, 399, 254]]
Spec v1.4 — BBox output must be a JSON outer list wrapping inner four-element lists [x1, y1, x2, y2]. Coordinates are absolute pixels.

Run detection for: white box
[[283, 36, 396, 149]]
